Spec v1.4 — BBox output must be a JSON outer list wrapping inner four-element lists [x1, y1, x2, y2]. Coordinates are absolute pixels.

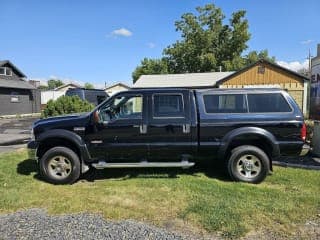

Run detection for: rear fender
[[218, 127, 279, 162]]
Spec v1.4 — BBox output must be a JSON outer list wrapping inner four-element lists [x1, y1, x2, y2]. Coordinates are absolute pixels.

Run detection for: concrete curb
[[0, 113, 41, 119], [273, 161, 320, 170], [0, 138, 30, 146]]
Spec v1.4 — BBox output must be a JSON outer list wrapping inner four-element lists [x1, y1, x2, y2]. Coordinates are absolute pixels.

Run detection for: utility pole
[[307, 49, 313, 78]]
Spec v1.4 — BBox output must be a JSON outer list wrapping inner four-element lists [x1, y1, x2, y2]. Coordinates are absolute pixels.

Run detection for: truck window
[[153, 94, 184, 118], [247, 93, 292, 113], [97, 95, 106, 104], [203, 94, 247, 113], [100, 95, 142, 121]]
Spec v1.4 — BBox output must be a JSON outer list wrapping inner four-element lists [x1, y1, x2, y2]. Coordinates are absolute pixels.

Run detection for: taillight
[[301, 123, 307, 141]]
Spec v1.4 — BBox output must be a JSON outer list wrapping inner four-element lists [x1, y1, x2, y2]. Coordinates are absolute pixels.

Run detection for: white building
[[133, 72, 234, 88], [105, 82, 130, 96], [41, 83, 80, 105]]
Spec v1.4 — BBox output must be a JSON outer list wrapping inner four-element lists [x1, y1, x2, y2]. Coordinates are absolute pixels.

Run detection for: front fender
[[218, 127, 280, 160], [37, 129, 91, 161]]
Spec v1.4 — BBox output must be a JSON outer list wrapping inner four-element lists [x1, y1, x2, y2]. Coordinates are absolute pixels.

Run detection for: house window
[[0, 67, 13, 76], [11, 92, 20, 103], [258, 66, 265, 74], [6, 68, 12, 76]]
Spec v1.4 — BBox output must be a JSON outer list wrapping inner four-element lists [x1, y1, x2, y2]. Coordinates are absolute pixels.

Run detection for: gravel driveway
[[0, 209, 200, 240], [0, 209, 319, 240]]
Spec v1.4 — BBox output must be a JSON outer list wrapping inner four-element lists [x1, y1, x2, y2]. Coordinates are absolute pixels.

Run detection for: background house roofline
[[216, 59, 309, 86], [0, 60, 27, 78]]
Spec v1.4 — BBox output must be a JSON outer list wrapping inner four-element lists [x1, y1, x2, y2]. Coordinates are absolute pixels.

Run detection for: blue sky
[[1, 0, 319, 87]]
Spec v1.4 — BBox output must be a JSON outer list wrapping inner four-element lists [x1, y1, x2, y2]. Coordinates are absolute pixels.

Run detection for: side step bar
[[92, 161, 195, 169]]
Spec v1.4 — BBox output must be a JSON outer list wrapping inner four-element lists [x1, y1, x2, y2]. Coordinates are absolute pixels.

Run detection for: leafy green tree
[[84, 82, 95, 89], [222, 50, 275, 70], [47, 79, 64, 90], [42, 95, 94, 118], [132, 3, 275, 81], [164, 5, 250, 73], [244, 50, 275, 66], [37, 85, 49, 91], [132, 58, 169, 82]]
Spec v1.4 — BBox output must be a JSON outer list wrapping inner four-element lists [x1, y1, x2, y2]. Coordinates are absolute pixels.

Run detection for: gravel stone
[[0, 209, 197, 240]]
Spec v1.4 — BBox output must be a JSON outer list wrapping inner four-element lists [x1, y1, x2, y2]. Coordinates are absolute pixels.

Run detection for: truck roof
[[67, 88, 107, 92], [126, 87, 284, 94]]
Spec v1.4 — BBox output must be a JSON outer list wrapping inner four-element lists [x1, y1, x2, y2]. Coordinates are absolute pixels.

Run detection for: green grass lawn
[[0, 149, 319, 238]]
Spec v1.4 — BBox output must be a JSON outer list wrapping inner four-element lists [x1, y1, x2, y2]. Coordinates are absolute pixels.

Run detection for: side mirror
[[93, 110, 100, 124]]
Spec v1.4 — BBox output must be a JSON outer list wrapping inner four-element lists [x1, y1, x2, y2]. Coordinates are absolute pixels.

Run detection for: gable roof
[[216, 59, 309, 85], [105, 82, 130, 90], [0, 79, 35, 89], [54, 83, 81, 91], [0, 60, 26, 78], [133, 72, 235, 88]]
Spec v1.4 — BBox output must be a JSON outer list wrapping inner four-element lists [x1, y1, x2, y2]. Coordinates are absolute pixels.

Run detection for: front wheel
[[39, 147, 81, 184], [227, 145, 270, 184]]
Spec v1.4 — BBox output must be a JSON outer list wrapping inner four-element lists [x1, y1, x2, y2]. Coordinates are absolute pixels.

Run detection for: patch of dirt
[[242, 217, 320, 240]]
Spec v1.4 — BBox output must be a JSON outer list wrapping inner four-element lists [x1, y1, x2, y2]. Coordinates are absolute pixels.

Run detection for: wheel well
[[37, 138, 81, 160], [225, 135, 273, 169]]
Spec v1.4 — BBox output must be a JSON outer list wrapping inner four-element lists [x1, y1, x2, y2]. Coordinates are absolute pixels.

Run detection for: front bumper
[[27, 140, 38, 161], [300, 144, 310, 156]]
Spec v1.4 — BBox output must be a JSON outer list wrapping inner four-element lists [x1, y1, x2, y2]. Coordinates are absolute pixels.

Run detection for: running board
[[92, 161, 195, 169]]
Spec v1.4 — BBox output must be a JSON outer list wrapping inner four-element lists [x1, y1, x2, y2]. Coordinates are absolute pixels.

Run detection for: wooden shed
[[216, 59, 309, 115]]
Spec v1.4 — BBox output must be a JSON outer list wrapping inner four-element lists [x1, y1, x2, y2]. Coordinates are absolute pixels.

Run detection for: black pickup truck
[[28, 88, 307, 184]]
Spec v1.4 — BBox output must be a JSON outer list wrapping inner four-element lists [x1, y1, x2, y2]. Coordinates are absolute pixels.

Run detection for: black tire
[[39, 147, 81, 184], [227, 145, 270, 184]]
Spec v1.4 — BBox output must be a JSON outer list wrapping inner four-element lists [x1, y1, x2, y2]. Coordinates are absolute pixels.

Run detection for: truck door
[[146, 91, 193, 161], [91, 92, 148, 162]]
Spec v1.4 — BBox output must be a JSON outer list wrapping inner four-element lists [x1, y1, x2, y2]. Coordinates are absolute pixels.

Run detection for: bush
[[42, 95, 94, 118]]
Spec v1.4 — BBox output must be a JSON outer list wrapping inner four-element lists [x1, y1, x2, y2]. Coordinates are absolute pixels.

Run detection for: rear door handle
[[182, 124, 190, 134], [139, 124, 147, 134]]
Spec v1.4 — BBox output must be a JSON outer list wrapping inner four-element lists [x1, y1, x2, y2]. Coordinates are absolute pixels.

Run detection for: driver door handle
[[139, 124, 147, 134]]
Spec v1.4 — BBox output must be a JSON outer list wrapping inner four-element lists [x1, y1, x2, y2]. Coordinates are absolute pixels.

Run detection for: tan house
[[134, 59, 309, 115], [105, 82, 130, 96], [54, 83, 80, 92], [216, 60, 309, 115]]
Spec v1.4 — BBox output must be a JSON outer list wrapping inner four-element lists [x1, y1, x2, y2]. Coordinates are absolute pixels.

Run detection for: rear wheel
[[227, 145, 270, 184], [39, 147, 80, 184]]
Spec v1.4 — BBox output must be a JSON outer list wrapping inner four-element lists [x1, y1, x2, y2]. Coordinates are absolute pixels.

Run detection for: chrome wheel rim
[[48, 155, 72, 179], [236, 154, 261, 179]]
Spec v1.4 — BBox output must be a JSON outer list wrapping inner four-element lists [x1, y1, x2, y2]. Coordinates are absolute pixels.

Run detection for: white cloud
[[300, 39, 314, 45], [147, 42, 156, 48], [111, 28, 132, 37], [276, 59, 309, 72]]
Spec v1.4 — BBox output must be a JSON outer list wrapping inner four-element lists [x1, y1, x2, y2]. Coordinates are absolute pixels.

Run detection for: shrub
[[42, 95, 94, 118]]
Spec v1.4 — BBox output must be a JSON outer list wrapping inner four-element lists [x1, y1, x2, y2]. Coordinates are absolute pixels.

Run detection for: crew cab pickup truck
[[28, 88, 307, 184]]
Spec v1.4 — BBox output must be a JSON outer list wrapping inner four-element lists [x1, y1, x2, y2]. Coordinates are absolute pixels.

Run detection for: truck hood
[[34, 112, 89, 125], [33, 112, 91, 133]]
